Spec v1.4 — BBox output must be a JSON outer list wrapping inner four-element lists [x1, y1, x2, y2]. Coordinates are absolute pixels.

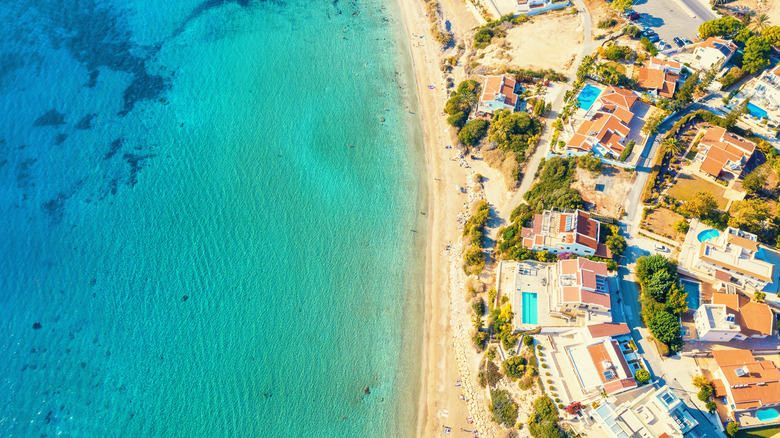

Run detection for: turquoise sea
[[0, 0, 426, 436]]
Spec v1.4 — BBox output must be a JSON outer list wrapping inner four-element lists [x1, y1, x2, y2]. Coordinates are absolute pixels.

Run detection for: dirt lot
[[476, 11, 583, 73], [582, 0, 622, 38], [572, 165, 634, 216], [721, 0, 780, 25], [642, 207, 687, 241], [667, 174, 729, 209]]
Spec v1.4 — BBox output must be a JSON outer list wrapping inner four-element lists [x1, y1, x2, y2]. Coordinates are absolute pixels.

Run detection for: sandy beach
[[394, 0, 499, 436]]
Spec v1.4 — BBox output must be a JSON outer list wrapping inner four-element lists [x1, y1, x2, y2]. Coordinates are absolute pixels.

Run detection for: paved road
[[632, 0, 717, 43]]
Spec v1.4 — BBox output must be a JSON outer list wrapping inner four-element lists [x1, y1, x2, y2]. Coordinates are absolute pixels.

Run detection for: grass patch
[[667, 174, 728, 209], [735, 425, 780, 438], [604, 61, 626, 75]]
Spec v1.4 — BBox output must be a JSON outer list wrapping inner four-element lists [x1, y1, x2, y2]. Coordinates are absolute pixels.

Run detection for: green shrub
[[618, 139, 635, 161], [524, 335, 534, 347], [697, 386, 713, 402], [458, 119, 489, 146], [472, 298, 486, 316], [705, 400, 716, 413], [640, 37, 658, 56], [446, 111, 467, 128], [726, 421, 740, 437], [490, 389, 519, 427], [597, 18, 617, 29], [503, 356, 529, 380], [635, 369, 650, 385], [623, 25, 641, 38]]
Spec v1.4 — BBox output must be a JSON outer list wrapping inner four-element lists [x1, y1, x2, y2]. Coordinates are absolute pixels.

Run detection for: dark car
[[648, 34, 660, 42], [628, 12, 640, 20], [673, 37, 684, 47]]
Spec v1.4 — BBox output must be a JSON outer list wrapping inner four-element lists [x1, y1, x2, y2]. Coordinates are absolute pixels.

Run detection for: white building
[[691, 37, 736, 71], [735, 63, 780, 122], [691, 227, 774, 291], [520, 209, 612, 257], [590, 384, 699, 438], [693, 292, 774, 342]]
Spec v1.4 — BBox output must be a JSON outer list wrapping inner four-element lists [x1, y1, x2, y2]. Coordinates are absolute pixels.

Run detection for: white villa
[[520, 209, 612, 258], [691, 37, 737, 71], [693, 291, 774, 342], [689, 227, 774, 291], [735, 63, 780, 122]]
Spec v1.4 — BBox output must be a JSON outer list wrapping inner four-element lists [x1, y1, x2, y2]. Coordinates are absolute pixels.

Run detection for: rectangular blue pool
[[747, 102, 768, 119], [577, 84, 602, 110], [681, 280, 700, 310], [522, 292, 539, 325]]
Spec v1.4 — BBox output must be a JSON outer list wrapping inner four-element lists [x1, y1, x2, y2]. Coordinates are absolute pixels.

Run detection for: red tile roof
[[713, 349, 780, 408], [698, 126, 755, 177], [713, 292, 774, 337], [481, 76, 519, 108], [587, 322, 630, 338]]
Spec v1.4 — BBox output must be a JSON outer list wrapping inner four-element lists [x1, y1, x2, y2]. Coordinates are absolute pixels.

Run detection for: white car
[[655, 244, 668, 252]]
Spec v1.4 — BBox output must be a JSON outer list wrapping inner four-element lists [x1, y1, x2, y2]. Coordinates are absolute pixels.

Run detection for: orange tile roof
[[481, 76, 519, 107], [713, 349, 780, 408], [599, 86, 638, 110], [603, 378, 638, 395], [698, 126, 756, 177], [587, 322, 630, 338], [727, 234, 759, 252]]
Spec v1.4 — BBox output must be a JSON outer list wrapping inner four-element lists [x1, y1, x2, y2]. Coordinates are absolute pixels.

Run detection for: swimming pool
[[522, 292, 539, 325], [681, 280, 701, 310], [697, 229, 720, 242], [747, 102, 769, 120], [757, 408, 780, 423], [577, 84, 602, 110]]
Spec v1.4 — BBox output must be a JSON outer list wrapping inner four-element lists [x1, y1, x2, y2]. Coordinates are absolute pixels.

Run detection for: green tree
[[755, 291, 766, 302], [673, 220, 690, 233], [706, 400, 717, 413], [663, 137, 684, 155], [528, 396, 563, 438], [764, 25, 780, 46], [635, 254, 676, 285], [479, 359, 502, 387], [446, 111, 467, 128], [604, 45, 633, 61], [503, 356, 528, 380], [675, 72, 700, 105], [726, 421, 740, 437], [681, 191, 717, 219], [751, 13, 770, 34], [490, 389, 519, 426], [648, 311, 683, 352], [606, 234, 626, 256], [698, 16, 743, 39], [742, 36, 772, 74], [742, 168, 767, 194], [698, 385, 713, 401], [666, 286, 689, 316], [635, 369, 651, 384], [623, 25, 642, 39], [611, 0, 634, 13], [643, 110, 670, 135], [489, 109, 542, 153], [645, 269, 676, 302], [729, 198, 771, 233], [458, 119, 489, 146]]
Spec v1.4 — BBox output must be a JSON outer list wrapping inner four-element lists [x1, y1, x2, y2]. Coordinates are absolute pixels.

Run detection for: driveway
[[631, 0, 717, 42]]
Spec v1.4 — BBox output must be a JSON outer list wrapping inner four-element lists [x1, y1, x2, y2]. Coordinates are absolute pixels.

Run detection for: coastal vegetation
[[635, 255, 686, 354], [488, 109, 542, 154], [523, 157, 583, 212], [491, 389, 519, 427], [463, 200, 490, 275], [445, 80, 480, 129], [459, 119, 489, 146], [527, 396, 564, 438]]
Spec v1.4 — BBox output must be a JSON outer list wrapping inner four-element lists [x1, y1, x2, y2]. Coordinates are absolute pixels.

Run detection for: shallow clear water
[[0, 0, 426, 436]]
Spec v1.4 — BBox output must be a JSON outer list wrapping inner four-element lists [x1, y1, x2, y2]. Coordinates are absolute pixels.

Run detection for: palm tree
[[663, 137, 683, 155], [751, 13, 770, 34]]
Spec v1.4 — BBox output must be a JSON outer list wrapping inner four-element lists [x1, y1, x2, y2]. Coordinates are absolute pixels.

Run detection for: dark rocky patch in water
[[54, 133, 68, 145], [33, 109, 66, 127], [123, 153, 155, 188], [171, 0, 252, 38], [105, 138, 124, 160], [75, 114, 96, 130], [119, 73, 169, 116], [16, 158, 36, 190], [85, 69, 99, 88], [42, 194, 67, 223], [33, 322, 42, 329]]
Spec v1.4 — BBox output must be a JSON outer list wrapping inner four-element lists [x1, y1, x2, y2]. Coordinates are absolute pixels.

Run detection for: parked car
[[628, 12, 640, 20], [648, 34, 660, 42], [642, 28, 655, 36], [673, 37, 684, 47], [655, 244, 669, 252], [682, 37, 692, 45], [656, 40, 669, 50]]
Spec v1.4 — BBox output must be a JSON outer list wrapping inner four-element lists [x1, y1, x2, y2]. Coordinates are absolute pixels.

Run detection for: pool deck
[[736, 408, 780, 429]]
